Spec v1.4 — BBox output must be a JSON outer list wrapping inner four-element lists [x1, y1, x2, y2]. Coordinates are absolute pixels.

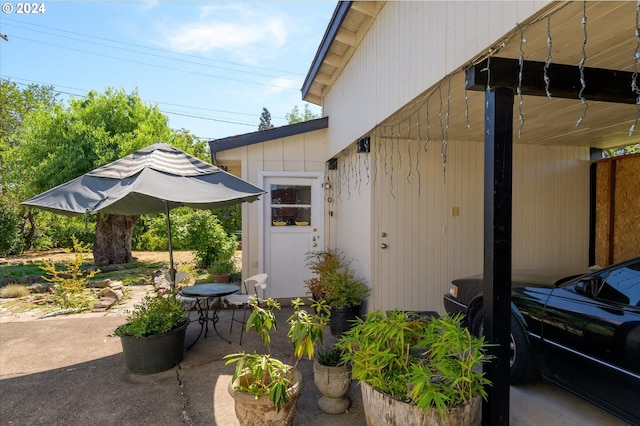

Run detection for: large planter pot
[[330, 305, 362, 336], [227, 369, 303, 426], [118, 319, 189, 375], [361, 381, 481, 426], [211, 273, 231, 283], [313, 360, 351, 414]]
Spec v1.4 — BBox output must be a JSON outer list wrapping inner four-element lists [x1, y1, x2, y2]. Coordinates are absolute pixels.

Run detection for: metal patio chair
[[227, 273, 268, 344]]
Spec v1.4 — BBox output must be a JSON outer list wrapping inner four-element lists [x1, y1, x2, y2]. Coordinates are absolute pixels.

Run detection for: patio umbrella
[[22, 142, 266, 285]]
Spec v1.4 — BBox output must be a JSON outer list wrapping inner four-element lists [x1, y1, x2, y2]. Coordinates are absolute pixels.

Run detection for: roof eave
[[208, 117, 329, 153], [301, 1, 352, 104]]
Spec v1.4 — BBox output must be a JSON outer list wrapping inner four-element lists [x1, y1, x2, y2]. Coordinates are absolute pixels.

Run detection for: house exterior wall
[[214, 129, 327, 280], [323, 1, 549, 157], [364, 138, 591, 313]]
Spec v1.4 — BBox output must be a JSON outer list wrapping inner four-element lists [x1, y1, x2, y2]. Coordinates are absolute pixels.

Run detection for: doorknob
[[312, 236, 317, 247]]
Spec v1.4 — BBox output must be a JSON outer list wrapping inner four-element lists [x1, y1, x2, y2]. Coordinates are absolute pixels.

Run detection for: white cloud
[[156, 4, 288, 61]]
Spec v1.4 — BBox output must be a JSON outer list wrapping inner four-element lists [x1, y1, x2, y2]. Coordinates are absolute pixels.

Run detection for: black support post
[[482, 87, 514, 426]]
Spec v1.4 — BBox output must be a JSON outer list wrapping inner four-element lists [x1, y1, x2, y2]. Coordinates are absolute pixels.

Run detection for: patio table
[[180, 283, 239, 349]]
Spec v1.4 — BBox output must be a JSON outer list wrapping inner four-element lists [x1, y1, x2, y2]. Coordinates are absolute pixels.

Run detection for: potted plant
[[224, 297, 330, 426], [210, 260, 235, 283], [313, 344, 352, 414], [336, 310, 491, 425], [114, 292, 189, 374], [304, 249, 370, 336]]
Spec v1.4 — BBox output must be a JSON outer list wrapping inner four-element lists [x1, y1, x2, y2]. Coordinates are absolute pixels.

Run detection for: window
[[596, 260, 640, 306], [270, 184, 311, 226]]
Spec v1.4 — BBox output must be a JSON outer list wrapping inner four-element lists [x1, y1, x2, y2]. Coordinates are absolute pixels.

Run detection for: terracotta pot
[[361, 381, 481, 426], [211, 273, 231, 283], [313, 360, 351, 414], [227, 369, 303, 426]]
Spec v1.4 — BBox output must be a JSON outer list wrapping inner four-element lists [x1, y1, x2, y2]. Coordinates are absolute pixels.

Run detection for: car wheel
[[471, 308, 538, 384]]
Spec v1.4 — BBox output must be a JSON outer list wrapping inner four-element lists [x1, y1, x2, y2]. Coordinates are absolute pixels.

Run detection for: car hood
[[453, 268, 590, 289]]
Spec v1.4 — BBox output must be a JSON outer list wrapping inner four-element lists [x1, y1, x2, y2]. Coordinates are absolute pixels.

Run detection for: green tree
[[285, 104, 319, 124], [0, 80, 60, 250], [604, 143, 640, 157], [259, 107, 274, 130], [5, 87, 207, 263]]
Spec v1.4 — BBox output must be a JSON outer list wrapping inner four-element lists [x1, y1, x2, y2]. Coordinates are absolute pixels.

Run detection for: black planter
[[330, 305, 362, 337], [118, 320, 189, 374]]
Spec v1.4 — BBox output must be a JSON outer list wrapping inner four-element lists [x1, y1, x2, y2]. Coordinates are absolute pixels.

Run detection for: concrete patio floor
[[0, 304, 629, 425]]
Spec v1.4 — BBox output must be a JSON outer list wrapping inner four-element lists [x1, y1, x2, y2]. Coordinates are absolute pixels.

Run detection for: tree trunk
[[93, 214, 137, 265]]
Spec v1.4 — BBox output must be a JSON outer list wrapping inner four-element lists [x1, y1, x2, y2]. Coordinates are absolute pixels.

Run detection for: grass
[[0, 284, 31, 298], [0, 251, 203, 316]]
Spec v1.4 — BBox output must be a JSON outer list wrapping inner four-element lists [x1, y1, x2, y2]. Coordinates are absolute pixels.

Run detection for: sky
[[0, 1, 337, 141]]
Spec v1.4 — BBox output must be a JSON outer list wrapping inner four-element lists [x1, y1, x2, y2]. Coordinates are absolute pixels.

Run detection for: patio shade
[[22, 142, 266, 283]]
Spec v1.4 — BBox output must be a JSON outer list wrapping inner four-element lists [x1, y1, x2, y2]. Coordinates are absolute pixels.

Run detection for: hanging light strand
[[517, 24, 526, 138], [415, 106, 422, 196], [630, 0, 640, 136], [576, 1, 588, 127], [544, 15, 553, 97], [406, 116, 412, 183]]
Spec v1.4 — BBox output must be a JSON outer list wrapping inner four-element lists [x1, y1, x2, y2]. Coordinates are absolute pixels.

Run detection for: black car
[[443, 257, 640, 425]]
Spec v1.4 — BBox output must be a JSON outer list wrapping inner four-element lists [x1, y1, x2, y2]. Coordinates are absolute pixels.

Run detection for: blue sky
[[0, 1, 336, 140]]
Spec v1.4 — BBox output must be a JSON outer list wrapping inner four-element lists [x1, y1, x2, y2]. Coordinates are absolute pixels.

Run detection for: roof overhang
[[208, 117, 329, 154], [301, 1, 385, 106]]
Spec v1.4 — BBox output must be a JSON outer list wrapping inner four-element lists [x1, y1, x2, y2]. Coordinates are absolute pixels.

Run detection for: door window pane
[[270, 184, 311, 226]]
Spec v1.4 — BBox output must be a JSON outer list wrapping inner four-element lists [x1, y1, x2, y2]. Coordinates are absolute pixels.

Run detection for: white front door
[[262, 174, 324, 299]]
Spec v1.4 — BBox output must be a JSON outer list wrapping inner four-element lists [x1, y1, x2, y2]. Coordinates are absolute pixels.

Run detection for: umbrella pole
[[165, 202, 176, 289]]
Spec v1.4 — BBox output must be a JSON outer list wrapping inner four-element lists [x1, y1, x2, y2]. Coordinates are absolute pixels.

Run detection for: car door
[[540, 259, 640, 423]]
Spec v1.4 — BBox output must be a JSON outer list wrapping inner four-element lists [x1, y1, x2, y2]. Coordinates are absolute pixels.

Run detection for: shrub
[[114, 292, 187, 337], [0, 284, 30, 298], [41, 237, 99, 309], [0, 198, 24, 256], [187, 210, 237, 268]]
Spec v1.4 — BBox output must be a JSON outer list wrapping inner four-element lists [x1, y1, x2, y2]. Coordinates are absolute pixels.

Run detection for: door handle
[[312, 236, 318, 248]]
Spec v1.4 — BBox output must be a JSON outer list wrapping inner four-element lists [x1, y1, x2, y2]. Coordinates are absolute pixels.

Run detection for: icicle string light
[[517, 24, 526, 138], [576, 1, 588, 127], [544, 15, 553, 97], [415, 107, 422, 196], [406, 117, 412, 183]]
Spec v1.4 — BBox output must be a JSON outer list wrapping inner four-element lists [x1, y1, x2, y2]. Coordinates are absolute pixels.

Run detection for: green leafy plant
[[40, 236, 99, 309], [304, 249, 369, 307], [224, 297, 330, 411], [186, 210, 237, 269], [336, 310, 492, 421], [114, 292, 187, 337], [315, 344, 345, 367], [209, 260, 235, 275], [407, 314, 492, 419]]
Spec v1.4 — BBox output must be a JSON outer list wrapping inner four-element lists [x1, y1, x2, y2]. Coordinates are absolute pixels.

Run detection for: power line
[[2, 77, 264, 138], [9, 35, 300, 91], [2, 21, 304, 84], [1, 17, 306, 77]]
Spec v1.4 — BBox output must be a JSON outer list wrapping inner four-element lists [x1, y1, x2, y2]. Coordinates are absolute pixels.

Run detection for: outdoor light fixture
[[357, 136, 370, 153]]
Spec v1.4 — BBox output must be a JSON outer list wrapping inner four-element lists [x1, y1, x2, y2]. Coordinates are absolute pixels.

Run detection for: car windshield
[[596, 261, 640, 306]]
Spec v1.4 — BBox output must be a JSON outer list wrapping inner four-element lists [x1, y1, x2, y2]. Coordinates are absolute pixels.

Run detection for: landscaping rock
[[18, 276, 34, 284], [103, 288, 124, 301]]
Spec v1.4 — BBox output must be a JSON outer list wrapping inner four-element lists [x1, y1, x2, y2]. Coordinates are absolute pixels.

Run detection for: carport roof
[[302, 1, 640, 150]]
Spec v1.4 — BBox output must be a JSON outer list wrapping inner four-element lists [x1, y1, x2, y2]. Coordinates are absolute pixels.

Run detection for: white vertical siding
[[368, 138, 590, 313], [324, 1, 549, 157]]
